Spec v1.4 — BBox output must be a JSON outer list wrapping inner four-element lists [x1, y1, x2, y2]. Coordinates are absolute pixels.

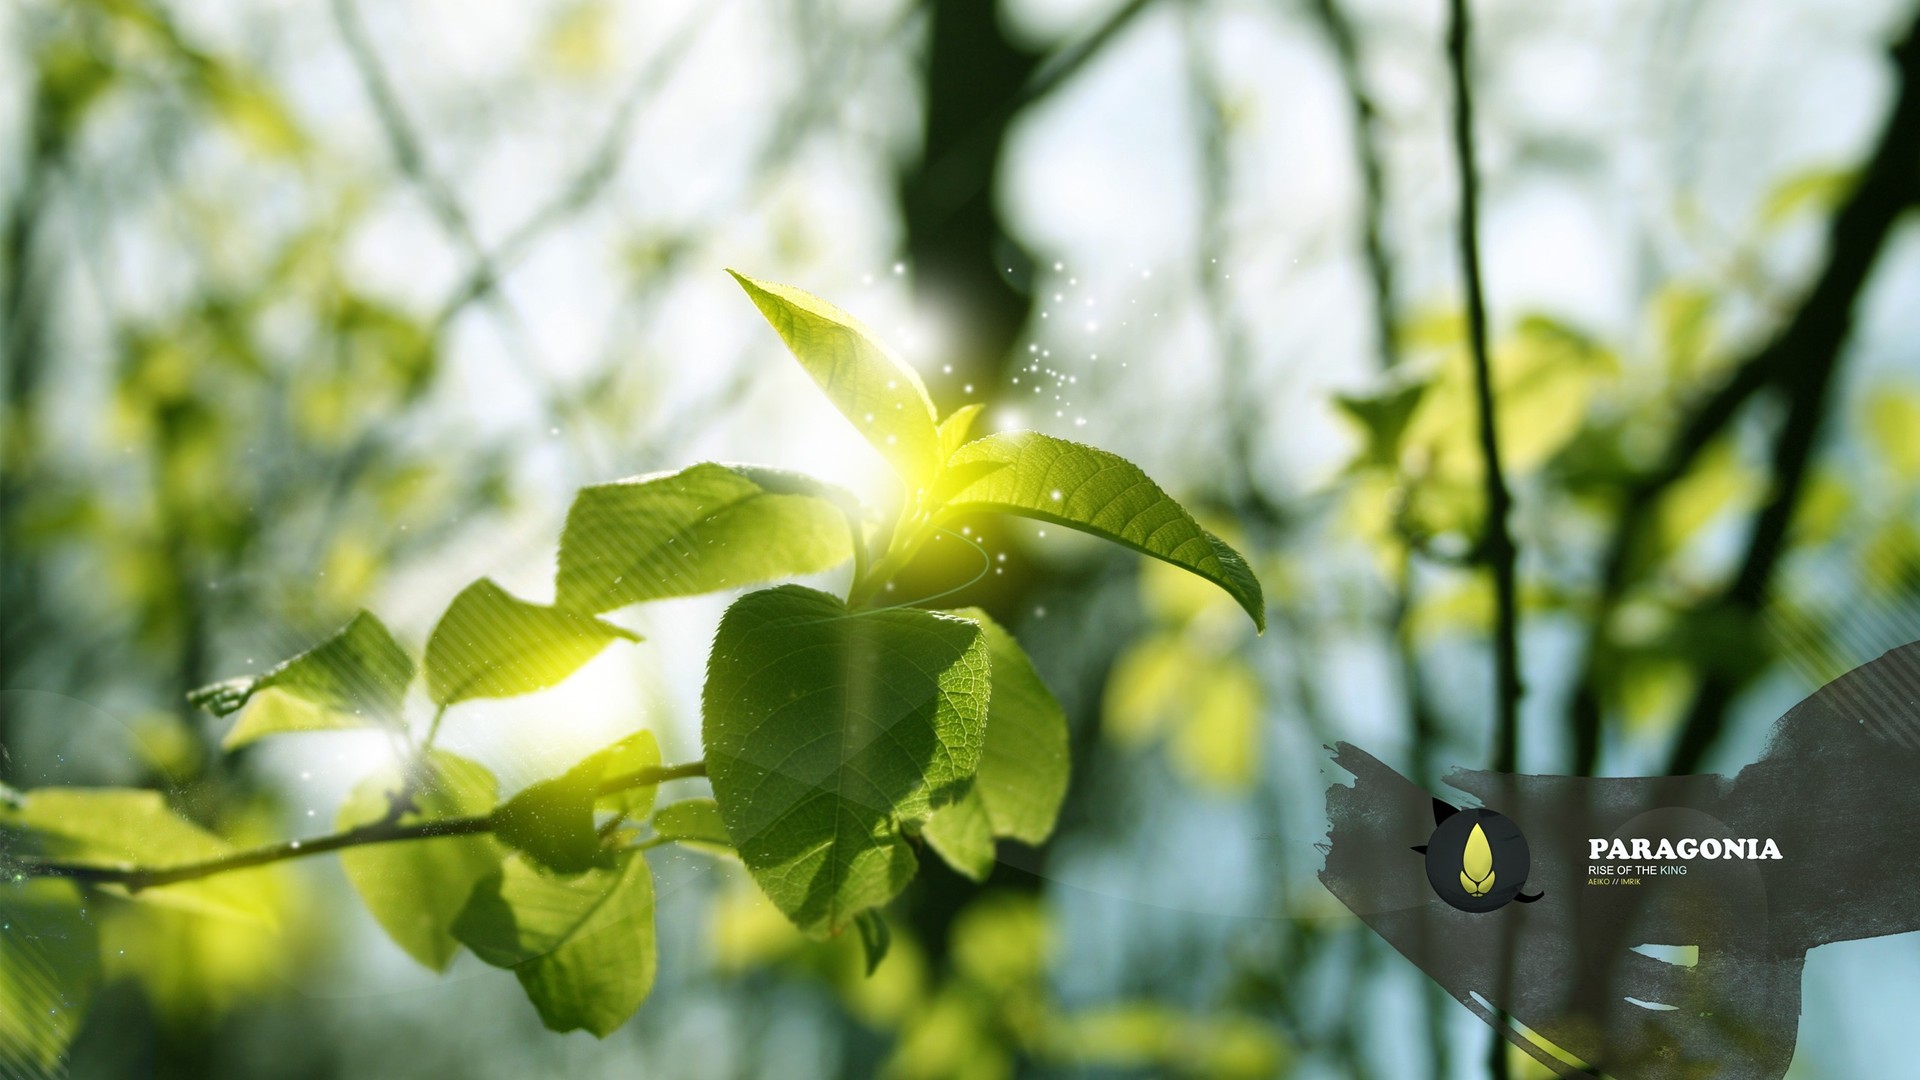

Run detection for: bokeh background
[[4, 0, 1920, 1076]]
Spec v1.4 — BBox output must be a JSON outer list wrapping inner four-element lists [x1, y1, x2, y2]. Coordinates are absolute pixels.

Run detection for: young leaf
[[702, 585, 989, 935], [728, 271, 942, 488], [453, 852, 656, 1036], [555, 463, 855, 614], [2, 788, 272, 923], [938, 608, 1070, 845], [336, 752, 503, 972], [938, 403, 986, 461], [188, 611, 412, 740], [920, 789, 995, 882], [0, 878, 98, 1073], [425, 579, 639, 705], [937, 433, 1265, 631], [493, 762, 607, 875], [650, 798, 731, 851]]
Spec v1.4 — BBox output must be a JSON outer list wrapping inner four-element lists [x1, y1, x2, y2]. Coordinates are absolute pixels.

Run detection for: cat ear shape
[[1433, 798, 1459, 826], [1515, 890, 1545, 904]]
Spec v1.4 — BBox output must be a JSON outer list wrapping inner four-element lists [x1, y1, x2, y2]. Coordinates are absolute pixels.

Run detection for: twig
[[430, 8, 712, 331], [1444, 0, 1521, 776], [15, 761, 707, 890], [1307, 0, 1401, 372]]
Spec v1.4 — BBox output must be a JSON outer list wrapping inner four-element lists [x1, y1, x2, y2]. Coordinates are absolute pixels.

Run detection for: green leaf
[[584, 730, 662, 818], [921, 788, 995, 882], [453, 853, 656, 1036], [494, 762, 607, 875], [0, 878, 98, 1074], [336, 752, 503, 972], [650, 798, 731, 850], [188, 611, 412, 743], [425, 578, 638, 705], [853, 909, 891, 976], [728, 271, 941, 488], [702, 585, 989, 935], [1, 789, 271, 923], [938, 403, 986, 461], [1758, 166, 1857, 230], [939, 609, 1069, 845], [1335, 378, 1428, 467], [938, 433, 1266, 631], [1867, 390, 1920, 480], [555, 463, 855, 614]]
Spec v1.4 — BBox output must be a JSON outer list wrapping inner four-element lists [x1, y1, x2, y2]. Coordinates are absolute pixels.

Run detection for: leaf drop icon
[[1462, 822, 1495, 897]]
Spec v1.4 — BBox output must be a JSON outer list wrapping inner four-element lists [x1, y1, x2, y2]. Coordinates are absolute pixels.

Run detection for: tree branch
[[1664, 13, 1920, 776], [1566, 11, 1920, 776], [1445, 0, 1521, 777], [13, 761, 707, 890]]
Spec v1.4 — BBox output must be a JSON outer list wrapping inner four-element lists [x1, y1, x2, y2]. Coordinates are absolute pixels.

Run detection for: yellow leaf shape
[[1463, 823, 1494, 884]]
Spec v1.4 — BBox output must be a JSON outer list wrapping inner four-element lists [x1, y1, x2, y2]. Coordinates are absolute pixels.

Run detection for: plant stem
[[1445, 5, 1518, 1080], [1445, 0, 1521, 778], [14, 761, 707, 891]]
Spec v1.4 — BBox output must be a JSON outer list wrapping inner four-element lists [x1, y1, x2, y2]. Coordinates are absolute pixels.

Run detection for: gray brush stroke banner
[[1320, 641, 1920, 1079]]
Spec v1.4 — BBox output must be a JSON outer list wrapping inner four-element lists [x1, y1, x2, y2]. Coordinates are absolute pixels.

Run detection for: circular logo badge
[[1422, 805, 1536, 913]]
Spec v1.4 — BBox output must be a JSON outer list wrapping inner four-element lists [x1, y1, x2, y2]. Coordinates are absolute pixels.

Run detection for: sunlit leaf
[[425, 579, 638, 705], [494, 762, 607, 875], [1758, 166, 1857, 230], [950, 892, 1049, 990], [1656, 438, 1759, 553], [189, 611, 412, 740], [0, 878, 97, 1075], [1105, 636, 1191, 745], [1045, 1004, 1290, 1079], [2, 789, 272, 923], [729, 271, 942, 488], [1655, 283, 1717, 381], [921, 789, 995, 882], [584, 730, 662, 818], [1866, 390, 1920, 480], [937, 433, 1265, 631], [936, 609, 1068, 844], [651, 798, 731, 851], [555, 463, 854, 614], [885, 988, 1009, 1080], [1173, 660, 1261, 791], [937, 403, 986, 462], [702, 586, 988, 935], [337, 752, 503, 972], [453, 852, 656, 1036]]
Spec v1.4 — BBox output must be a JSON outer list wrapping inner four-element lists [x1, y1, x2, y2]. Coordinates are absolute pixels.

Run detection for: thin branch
[[430, 8, 712, 331], [1306, 0, 1401, 372], [15, 761, 707, 890], [1445, 0, 1521, 776], [329, 0, 583, 455]]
